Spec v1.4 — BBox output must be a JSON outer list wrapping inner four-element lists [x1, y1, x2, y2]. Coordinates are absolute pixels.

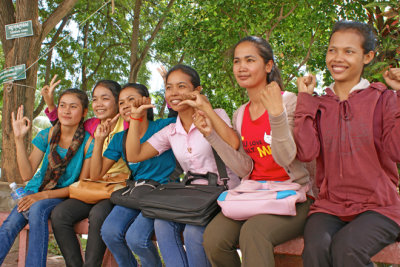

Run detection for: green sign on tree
[[5, 20, 33, 40], [0, 64, 26, 84]]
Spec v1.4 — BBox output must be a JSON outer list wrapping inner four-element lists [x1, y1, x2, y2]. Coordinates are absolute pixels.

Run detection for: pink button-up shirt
[[148, 109, 240, 188]]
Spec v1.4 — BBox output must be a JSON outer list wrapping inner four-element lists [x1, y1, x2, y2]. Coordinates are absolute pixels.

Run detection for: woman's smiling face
[[92, 85, 118, 121], [326, 29, 374, 85], [165, 70, 197, 112]]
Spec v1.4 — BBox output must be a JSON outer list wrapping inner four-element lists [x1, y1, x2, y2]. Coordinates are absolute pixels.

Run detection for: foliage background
[[0, 0, 399, 178]]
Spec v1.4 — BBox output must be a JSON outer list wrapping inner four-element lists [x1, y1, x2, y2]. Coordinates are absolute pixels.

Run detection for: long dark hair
[[120, 83, 154, 121], [234, 36, 284, 89]]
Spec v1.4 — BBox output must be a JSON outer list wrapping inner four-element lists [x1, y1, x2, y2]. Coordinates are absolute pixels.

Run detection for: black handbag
[[139, 149, 229, 226], [110, 179, 161, 209], [110, 131, 181, 209]]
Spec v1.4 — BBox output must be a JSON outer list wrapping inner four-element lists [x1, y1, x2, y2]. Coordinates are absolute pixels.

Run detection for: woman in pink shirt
[[125, 64, 241, 267], [295, 20, 400, 266]]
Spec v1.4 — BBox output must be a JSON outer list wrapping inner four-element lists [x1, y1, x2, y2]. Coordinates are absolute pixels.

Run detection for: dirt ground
[[2, 249, 66, 267]]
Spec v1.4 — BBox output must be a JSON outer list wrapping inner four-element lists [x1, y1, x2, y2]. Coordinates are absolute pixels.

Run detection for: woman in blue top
[[92, 83, 176, 267], [0, 88, 93, 267]]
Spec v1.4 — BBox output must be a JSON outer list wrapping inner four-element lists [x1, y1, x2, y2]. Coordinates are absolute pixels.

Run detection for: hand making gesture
[[260, 81, 284, 116], [157, 65, 168, 86], [193, 110, 213, 137], [179, 90, 213, 113], [40, 74, 61, 112], [383, 68, 400, 91], [12, 105, 31, 140], [297, 74, 316, 95], [94, 113, 120, 140], [129, 96, 154, 121]]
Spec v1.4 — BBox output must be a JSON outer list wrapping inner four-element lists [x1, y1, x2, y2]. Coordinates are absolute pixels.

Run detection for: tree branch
[[285, 29, 318, 86], [219, 7, 249, 35], [41, 0, 78, 41], [158, 99, 167, 118], [88, 43, 130, 80], [178, 52, 185, 64], [265, 4, 297, 41]]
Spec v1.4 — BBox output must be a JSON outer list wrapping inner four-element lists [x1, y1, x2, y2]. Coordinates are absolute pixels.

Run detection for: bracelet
[[129, 115, 143, 122]]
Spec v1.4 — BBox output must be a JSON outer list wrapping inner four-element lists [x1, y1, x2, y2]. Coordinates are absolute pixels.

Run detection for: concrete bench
[[273, 236, 400, 266], [0, 211, 117, 267], [3, 210, 399, 266]]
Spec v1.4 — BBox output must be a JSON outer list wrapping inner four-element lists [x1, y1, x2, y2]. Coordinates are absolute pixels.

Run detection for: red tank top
[[241, 103, 290, 181]]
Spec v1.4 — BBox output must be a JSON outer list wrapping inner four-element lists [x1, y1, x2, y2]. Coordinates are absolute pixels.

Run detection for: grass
[[47, 234, 61, 255], [48, 235, 166, 266], [47, 234, 87, 256]]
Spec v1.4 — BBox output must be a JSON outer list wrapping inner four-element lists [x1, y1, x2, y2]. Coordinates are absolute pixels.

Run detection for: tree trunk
[[0, 0, 78, 182]]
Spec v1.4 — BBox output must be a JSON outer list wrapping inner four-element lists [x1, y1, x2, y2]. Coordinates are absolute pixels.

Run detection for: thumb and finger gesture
[[41, 75, 60, 108], [157, 65, 167, 85], [297, 74, 316, 95], [11, 105, 31, 139], [179, 90, 211, 111], [41, 75, 60, 99], [383, 68, 400, 91], [130, 96, 154, 120], [95, 123, 111, 139], [94, 113, 120, 139], [193, 110, 212, 137]]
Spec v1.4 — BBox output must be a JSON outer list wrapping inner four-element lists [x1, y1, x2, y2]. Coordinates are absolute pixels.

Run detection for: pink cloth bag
[[217, 180, 309, 220]]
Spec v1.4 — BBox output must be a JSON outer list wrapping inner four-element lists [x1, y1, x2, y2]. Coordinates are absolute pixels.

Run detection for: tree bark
[[0, 0, 78, 183]]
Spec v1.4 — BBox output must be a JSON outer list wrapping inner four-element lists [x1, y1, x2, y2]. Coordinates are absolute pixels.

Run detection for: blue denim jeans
[[154, 219, 211, 267], [0, 197, 63, 267], [101, 205, 161, 267]]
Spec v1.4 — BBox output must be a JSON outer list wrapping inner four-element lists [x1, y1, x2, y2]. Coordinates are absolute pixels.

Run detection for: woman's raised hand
[[383, 68, 400, 91], [94, 114, 119, 140], [130, 96, 154, 120], [179, 90, 212, 112], [11, 105, 31, 139], [260, 81, 284, 116], [193, 110, 213, 137], [41, 75, 61, 110], [297, 74, 316, 95], [157, 65, 167, 85]]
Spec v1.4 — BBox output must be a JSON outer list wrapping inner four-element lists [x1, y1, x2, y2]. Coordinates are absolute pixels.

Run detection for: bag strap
[[84, 136, 93, 157], [212, 148, 229, 187], [169, 161, 183, 182], [122, 130, 131, 170]]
